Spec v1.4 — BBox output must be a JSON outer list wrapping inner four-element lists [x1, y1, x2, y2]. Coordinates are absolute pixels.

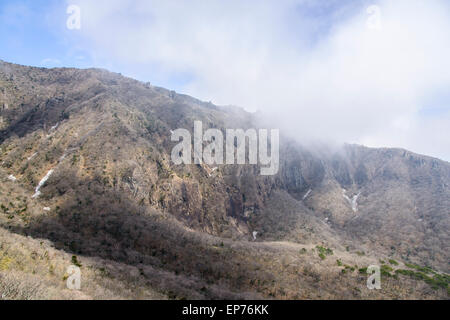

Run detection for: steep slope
[[0, 60, 448, 299]]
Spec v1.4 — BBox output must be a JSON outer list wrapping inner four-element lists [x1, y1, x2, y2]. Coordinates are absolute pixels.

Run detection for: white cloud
[[66, 0, 450, 161], [40, 58, 62, 67]]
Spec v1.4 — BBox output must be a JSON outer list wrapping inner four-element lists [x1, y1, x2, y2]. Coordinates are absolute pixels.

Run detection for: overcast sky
[[1, 0, 449, 161]]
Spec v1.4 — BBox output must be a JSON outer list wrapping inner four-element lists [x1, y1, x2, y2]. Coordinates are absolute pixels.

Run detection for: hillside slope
[[0, 60, 448, 299]]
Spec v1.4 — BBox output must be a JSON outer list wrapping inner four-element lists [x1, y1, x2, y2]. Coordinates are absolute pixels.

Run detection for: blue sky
[[1, 1, 86, 67], [1, 0, 450, 161], [0, 0, 208, 90]]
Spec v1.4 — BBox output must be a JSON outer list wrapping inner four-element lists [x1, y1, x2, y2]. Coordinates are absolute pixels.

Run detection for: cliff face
[[0, 60, 448, 299]]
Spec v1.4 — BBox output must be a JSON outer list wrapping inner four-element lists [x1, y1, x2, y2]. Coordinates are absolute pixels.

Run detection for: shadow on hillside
[[3, 97, 68, 145], [8, 170, 275, 298]]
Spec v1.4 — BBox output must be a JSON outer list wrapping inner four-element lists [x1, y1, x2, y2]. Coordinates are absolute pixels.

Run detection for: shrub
[[358, 267, 368, 274], [316, 246, 333, 259], [396, 269, 449, 291], [388, 259, 399, 266], [404, 263, 435, 274], [71, 255, 82, 267], [381, 265, 393, 277], [344, 265, 355, 272], [0, 256, 13, 270], [395, 269, 415, 277]]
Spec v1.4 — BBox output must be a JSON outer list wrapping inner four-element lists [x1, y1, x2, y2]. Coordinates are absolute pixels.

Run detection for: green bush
[[388, 259, 399, 266], [395, 269, 415, 277], [344, 265, 355, 272], [381, 265, 393, 277], [316, 245, 333, 259], [71, 255, 82, 267], [404, 263, 435, 274], [358, 267, 368, 274], [395, 269, 449, 291]]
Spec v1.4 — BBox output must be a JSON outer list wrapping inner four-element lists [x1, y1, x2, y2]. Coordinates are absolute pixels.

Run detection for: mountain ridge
[[0, 60, 448, 299]]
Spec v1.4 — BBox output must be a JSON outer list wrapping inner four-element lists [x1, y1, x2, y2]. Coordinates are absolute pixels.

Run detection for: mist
[[66, 0, 450, 161]]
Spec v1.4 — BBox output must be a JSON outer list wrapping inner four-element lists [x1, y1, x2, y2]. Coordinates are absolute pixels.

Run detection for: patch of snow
[[43, 207, 51, 212], [50, 123, 59, 132], [58, 148, 78, 163], [252, 231, 258, 241], [342, 192, 352, 203], [418, 219, 423, 222], [27, 152, 37, 161], [8, 175, 17, 182], [351, 192, 361, 212], [302, 189, 312, 200], [343, 190, 361, 212], [46, 123, 59, 137], [208, 167, 218, 177], [32, 169, 54, 199]]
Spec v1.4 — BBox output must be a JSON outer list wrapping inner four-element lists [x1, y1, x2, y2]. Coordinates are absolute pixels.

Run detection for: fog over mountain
[[0, 61, 448, 299], [64, 0, 450, 161]]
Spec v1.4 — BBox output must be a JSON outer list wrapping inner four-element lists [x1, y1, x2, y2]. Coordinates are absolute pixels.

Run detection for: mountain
[[0, 60, 448, 299]]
